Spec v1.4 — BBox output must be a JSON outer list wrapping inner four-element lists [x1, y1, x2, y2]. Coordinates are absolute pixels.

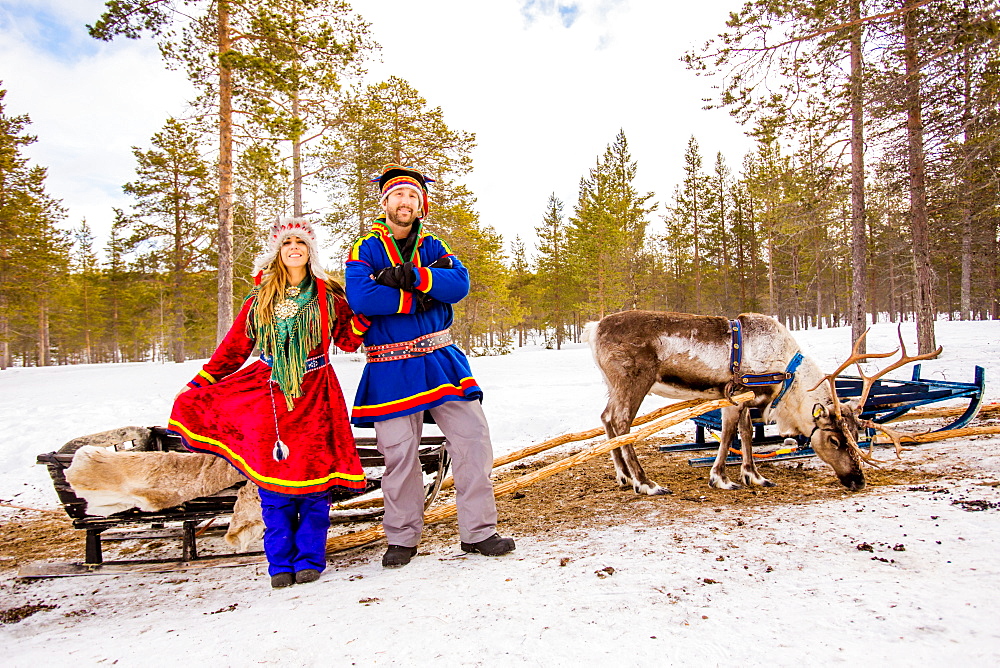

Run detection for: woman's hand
[[174, 386, 190, 402]]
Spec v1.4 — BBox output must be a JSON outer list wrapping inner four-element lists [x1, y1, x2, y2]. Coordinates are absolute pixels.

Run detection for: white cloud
[[1, 0, 195, 242]]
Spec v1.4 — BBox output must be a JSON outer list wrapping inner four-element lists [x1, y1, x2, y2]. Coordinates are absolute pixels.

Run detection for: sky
[[0, 0, 755, 258]]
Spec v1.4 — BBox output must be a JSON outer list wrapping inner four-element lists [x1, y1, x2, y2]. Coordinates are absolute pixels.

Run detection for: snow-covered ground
[[1, 320, 999, 665]]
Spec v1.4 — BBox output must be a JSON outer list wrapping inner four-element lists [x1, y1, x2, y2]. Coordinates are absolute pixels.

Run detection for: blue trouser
[[258, 487, 331, 577]]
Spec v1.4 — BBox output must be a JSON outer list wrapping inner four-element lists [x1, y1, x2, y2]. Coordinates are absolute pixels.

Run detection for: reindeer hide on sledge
[[65, 446, 264, 551]]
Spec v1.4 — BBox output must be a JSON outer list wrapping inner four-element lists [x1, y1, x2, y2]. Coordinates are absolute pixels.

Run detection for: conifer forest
[[1, 0, 998, 368]]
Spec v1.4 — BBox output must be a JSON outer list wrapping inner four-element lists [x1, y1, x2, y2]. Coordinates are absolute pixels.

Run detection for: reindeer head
[[808, 327, 942, 492], [809, 401, 866, 490]]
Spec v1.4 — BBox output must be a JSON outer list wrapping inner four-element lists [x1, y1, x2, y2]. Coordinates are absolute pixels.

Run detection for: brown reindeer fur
[[66, 446, 244, 516], [585, 310, 866, 494]]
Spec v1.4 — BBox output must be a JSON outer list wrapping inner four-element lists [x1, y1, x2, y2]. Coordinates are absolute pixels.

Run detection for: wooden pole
[[330, 399, 706, 511], [325, 393, 753, 555], [881, 402, 1000, 423], [875, 425, 1000, 445]]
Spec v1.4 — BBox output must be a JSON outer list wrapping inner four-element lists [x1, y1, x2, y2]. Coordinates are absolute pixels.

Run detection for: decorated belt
[[259, 352, 328, 373], [365, 329, 453, 363]]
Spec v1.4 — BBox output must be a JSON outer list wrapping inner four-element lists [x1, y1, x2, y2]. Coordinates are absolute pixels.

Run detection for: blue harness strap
[[728, 319, 743, 376], [727, 318, 802, 405], [768, 351, 804, 411]]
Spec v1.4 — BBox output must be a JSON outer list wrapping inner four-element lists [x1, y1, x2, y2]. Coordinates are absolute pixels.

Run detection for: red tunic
[[168, 285, 366, 495]]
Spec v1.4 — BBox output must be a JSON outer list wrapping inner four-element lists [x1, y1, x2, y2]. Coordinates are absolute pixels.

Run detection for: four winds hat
[[371, 164, 435, 217], [251, 217, 328, 281]]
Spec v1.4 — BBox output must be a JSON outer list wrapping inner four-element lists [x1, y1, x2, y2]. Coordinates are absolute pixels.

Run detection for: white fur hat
[[251, 217, 327, 281]]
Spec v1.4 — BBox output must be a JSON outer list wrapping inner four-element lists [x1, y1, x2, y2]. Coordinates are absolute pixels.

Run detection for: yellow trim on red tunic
[[168, 418, 366, 488]]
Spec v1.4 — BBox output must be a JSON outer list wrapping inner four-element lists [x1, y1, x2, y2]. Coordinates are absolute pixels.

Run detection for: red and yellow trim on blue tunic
[[351, 313, 371, 337], [167, 419, 367, 495], [413, 266, 432, 292], [352, 377, 480, 419], [348, 230, 380, 262], [187, 369, 217, 389]]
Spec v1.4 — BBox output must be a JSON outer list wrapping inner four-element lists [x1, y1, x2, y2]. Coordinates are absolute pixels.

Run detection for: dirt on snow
[[0, 431, 981, 573]]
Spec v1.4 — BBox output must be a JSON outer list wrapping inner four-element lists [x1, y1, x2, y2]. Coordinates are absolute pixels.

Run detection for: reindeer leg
[[602, 398, 635, 489], [619, 442, 671, 496], [710, 405, 742, 490], [600, 372, 667, 495], [738, 406, 774, 487], [608, 448, 631, 489]]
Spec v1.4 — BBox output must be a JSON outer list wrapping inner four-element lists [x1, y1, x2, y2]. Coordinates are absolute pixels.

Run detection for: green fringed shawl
[[247, 276, 331, 411]]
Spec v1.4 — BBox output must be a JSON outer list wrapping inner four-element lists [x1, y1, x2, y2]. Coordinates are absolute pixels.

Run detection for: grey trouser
[[374, 399, 497, 546]]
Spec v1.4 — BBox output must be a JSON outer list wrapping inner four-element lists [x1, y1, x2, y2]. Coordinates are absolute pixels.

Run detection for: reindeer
[[584, 311, 940, 495]]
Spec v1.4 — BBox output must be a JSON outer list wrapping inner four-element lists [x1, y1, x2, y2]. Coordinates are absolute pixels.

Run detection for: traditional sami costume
[[346, 218, 483, 427], [346, 205, 507, 554], [168, 277, 366, 497]]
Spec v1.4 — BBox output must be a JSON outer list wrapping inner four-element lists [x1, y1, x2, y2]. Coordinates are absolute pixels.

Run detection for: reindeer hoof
[[632, 482, 671, 495], [710, 477, 742, 491], [742, 473, 776, 488]]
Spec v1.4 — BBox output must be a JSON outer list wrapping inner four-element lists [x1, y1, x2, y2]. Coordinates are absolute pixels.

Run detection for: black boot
[[295, 569, 321, 584], [271, 572, 294, 588], [382, 545, 418, 568], [461, 533, 515, 556]]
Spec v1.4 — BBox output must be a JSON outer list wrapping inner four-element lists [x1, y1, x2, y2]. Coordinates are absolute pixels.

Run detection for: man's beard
[[386, 206, 418, 227]]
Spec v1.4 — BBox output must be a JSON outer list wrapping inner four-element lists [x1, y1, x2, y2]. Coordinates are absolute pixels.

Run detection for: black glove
[[415, 293, 437, 312], [374, 261, 416, 291], [427, 256, 453, 269], [413, 256, 451, 310]]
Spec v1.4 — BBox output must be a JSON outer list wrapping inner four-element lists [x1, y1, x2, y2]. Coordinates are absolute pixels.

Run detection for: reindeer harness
[[725, 318, 803, 407]]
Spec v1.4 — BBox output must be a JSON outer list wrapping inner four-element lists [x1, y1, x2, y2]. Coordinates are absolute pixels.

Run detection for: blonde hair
[[252, 252, 346, 330], [253, 258, 293, 328]]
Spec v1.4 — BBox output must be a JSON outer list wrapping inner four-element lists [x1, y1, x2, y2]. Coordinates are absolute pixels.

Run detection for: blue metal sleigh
[[660, 364, 986, 466]]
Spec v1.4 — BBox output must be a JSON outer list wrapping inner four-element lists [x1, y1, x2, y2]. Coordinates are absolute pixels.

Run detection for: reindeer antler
[[854, 325, 943, 411], [857, 325, 942, 458], [813, 326, 943, 465], [808, 329, 897, 420]]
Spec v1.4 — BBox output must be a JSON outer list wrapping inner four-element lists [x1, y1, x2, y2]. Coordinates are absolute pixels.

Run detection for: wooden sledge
[[21, 395, 752, 578], [31, 425, 449, 569], [661, 365, 986, 465]]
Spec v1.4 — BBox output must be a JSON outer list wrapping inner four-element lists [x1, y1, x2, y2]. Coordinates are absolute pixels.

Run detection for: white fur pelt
[[66, 446, 245, 516], [225, 483, 264, 552]]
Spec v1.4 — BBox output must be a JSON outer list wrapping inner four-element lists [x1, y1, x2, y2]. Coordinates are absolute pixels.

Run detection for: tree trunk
[[767, 234, 775, 316], [959, 27, 973, 321], [37, 302, 49, 367], [216, 0, 235, 344], [292, 91, 303, 217], [903, 0, 937, 353], [849, 0, 868, 350], [693, 190, 702, 313]]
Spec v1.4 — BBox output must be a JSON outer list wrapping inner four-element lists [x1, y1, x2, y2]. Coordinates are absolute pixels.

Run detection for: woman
[[169, 217, 365, 589]]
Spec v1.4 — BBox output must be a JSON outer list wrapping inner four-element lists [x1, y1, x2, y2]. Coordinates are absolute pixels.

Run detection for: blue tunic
[[345, 218, 483, 426]]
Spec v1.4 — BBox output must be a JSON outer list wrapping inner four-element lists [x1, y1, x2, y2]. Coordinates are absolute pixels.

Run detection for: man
[[345, 164, 515, 567]]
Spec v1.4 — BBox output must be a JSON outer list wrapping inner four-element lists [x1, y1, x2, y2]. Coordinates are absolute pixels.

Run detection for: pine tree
[[69, 220, 102, 363], [321, 76, 476, 251], [668, 136, 714, 313], [233, 142, 288, 297], [122, 118, 216, 362], [90, 1, 240, 342], [534, 193, 572, 348], [223, 0, 375, 215], [507, 235, 537, 347], [566, 130, 654, 319], [0, 85, 69, 368], [433, 188, 523, 353]]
